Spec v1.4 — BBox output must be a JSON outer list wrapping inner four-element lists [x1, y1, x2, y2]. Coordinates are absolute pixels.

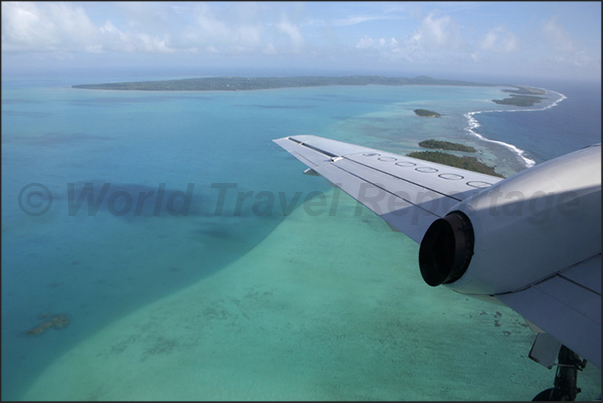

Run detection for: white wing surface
[[273, 135, 502, 243], [498, 254, 601, 368]]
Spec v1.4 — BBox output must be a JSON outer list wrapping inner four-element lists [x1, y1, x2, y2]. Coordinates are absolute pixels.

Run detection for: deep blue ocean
[[1, 72, 600, 400], [475, 80, 601, 163]]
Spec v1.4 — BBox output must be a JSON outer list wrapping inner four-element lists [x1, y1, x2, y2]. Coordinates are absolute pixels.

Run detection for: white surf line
[[465, 111, 537, 167], [465, 88, 567, 168]]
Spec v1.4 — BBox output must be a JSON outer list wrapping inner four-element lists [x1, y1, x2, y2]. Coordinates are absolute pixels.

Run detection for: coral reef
[[50, 314, 69, 328], [27, 314, 69, 336]]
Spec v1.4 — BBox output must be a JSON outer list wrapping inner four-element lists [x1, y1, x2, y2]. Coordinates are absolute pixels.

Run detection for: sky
[[1, 1, 601, 82]]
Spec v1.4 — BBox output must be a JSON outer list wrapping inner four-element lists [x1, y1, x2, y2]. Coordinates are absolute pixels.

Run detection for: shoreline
[[464, 88, 567, 168], [71, 76, 496, 91]]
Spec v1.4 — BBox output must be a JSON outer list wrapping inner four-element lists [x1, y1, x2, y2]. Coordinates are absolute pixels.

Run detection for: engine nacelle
[[419, 144, 601, 295], [419, 211, 474, 286]]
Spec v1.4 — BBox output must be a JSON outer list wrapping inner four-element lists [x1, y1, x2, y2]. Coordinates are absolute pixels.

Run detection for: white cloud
[[331, 14, 398, 27], [276, 17, 304, 49], [238, 25, 262, 47], [191, 4, 230, 42], [480, 26, 520, 54], [1, 2, 97, 51], [263, 42, 278, 55], [542, 17, 575, 53], [355, 36, 398, 51], [353, 12, 464, 63], [355, 36, 375, 49], [2, 2, 175, 53], [538, 17, 601, 75], [1, 2, 268, 55], [2, 2, 598, 81], [97, 20, 173, 53], [409, 13, 462, 51], [1, 3, 54, 48]]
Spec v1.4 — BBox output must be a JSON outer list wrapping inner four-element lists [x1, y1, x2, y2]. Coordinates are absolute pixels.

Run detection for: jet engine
[[418, 144, 601, 296]]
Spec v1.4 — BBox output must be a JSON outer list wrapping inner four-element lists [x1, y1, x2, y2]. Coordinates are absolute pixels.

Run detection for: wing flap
[[274, 135, 504, 242], [297, 155, 440, 243], [332, 158, 457, 218], [274, 138, 332, 168], [560, 256, 602, 294], [344, 151, 499, 199], [497, 254, 601, 367], [281, 135, 503, 197]]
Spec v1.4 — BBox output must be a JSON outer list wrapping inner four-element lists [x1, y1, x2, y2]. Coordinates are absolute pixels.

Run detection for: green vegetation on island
[[493, 95, 545, 107], [414, 109, 442, 117], [72, 75, 496, 91], [502, 86, 546, 96], [493, 85, 547, 107], [418, 139, 476, 152], [407, 151, 504, 178]]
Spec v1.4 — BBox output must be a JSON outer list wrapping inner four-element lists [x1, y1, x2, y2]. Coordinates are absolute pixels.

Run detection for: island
[[414, 109, 442, 118], [72, 75, 496, 91], [493, 85, 547, 107], [407, 151, 503, 178], [418, 139, 476, 152]]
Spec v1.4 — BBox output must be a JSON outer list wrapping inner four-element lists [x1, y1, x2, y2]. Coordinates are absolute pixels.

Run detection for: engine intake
[[419, 211, 474, 286]]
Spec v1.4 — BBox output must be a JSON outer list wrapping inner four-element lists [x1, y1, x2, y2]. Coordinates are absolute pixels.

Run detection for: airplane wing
[[498, 254, 601, 368], [274, 135, 601, 368], [273, 134, 502, 243]]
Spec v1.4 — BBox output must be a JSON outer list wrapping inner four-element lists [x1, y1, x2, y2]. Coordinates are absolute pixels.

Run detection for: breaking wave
[[465, 89, 567, 168]]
